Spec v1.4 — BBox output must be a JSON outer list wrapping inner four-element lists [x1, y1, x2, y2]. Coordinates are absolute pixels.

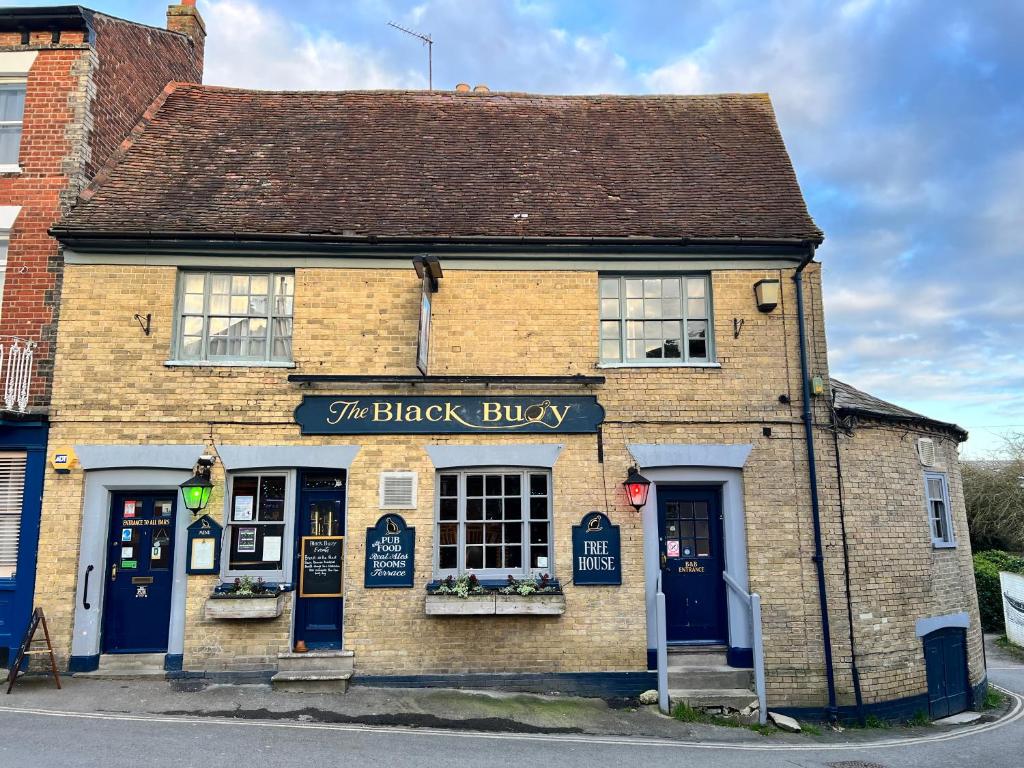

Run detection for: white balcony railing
[[0, 339, 35, 413]]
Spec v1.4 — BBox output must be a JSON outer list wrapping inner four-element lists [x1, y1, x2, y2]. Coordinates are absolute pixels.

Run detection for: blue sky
[[17, 1, 1024, 456]]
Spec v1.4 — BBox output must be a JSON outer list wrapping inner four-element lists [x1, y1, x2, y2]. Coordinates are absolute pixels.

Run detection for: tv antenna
[[387, 21, 433, 91]]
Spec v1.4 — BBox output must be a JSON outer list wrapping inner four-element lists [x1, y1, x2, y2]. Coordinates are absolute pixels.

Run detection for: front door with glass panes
[[102, 492, 176, 653], [292, 470, 346, 649], [657, 486, 727, 644], [436, 469, 552, 579]]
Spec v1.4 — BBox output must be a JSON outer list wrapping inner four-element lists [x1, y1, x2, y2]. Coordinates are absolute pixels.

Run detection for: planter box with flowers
[[425, 574, 564, 616], [205, 576, 285, 620]]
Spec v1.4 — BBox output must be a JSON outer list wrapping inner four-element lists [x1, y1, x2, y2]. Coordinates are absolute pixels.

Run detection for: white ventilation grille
[[379, 471, 417, 509], [0, 451, 27, 578], [917, 438, 936, 467]]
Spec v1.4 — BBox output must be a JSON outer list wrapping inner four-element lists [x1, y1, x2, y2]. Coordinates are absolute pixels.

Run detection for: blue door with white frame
[[102, 492, 177, 653], [292, 470, 346, 649], [657, 486, 728, 644]]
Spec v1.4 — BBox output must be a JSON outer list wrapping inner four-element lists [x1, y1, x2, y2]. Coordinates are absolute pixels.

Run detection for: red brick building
[[0, 2, 204, 666]]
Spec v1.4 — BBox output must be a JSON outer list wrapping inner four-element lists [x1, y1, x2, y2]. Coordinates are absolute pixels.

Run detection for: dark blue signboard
[[295, 395, 604, 435], [365, 514, 415, 588], [572, 512, 621, 586], [186, 515, 222, 575]]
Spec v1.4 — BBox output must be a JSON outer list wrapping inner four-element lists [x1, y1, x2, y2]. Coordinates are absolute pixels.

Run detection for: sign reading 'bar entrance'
[[294, 395, 604, 435]]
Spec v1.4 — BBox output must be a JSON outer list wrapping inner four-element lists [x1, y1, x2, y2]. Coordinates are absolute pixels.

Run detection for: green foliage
[[995, 635, 1024, 662], [974, 550, 1024, 631], [669, 703, 740, 728], [430, 574, 486, 598], [905, 710, 931, 727], [983, 687, 1008, 710], [863, 714, 890, 729]]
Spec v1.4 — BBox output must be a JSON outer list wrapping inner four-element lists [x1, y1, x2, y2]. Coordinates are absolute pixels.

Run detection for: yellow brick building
[[35, 86, 984, 721]]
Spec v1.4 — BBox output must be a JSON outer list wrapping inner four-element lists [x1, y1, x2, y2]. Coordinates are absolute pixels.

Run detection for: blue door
[[292, 470, 345, 649], [102, 493, 176, 654], [657, 486, 727, 644], [924, 627, 970, 718]]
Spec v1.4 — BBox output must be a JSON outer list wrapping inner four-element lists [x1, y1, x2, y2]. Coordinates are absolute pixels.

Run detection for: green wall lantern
[[180, 455, 215, 515]]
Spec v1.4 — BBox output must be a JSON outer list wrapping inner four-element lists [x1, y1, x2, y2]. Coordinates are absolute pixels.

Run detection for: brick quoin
[[0, 5, 204, 409]]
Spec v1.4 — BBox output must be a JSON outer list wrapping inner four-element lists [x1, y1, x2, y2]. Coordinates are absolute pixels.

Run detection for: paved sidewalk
[[0, 670, 1013, 746]]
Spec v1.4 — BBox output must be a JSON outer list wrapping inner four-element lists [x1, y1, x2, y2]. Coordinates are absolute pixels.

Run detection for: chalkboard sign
[[572, 511, 622, 586], [365, 514, 415, 588], [300, 536, 344, 597]]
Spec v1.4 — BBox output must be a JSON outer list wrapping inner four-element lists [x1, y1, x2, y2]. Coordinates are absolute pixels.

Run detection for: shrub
[[974, 550, 1024, 631]]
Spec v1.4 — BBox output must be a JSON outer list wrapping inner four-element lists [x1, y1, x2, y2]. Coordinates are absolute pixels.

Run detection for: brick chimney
[[167, 1, 206, 75]]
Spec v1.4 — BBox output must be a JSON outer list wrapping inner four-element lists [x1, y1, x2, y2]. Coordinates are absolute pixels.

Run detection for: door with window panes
[[436, 470, 552, 578], [292, 471, 346, 649], [657, 486, 727, 643]]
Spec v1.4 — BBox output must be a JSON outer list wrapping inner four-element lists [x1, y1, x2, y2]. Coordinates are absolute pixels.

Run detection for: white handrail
[[0, 339, 34, 413], [656, 572, 669, 714], [723, 570, 767, 724]]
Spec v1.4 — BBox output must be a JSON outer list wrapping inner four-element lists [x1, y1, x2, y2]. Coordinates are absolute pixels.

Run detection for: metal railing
[[724, 570, 767, 724], [0, 338, 35, 413]]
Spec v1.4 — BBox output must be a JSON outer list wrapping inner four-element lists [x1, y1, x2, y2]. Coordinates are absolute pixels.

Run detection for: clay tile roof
[[57, 85, 823, 244], [831, 379, 968, 441]]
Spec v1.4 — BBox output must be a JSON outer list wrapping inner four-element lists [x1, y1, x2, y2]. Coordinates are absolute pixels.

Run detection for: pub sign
[[365, 514, 415, 588], [572, 512, 621, 586], [295, 395, 604, 435]]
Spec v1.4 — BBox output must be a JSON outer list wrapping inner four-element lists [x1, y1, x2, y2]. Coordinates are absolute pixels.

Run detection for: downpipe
[[794, 246, 838, 721]]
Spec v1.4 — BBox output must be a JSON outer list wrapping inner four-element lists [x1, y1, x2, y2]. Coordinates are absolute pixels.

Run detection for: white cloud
[[201, 1, 415, 90]]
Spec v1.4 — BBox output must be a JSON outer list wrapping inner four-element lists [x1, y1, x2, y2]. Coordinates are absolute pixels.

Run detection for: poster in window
[[262, 535, 282, 563], [667, 540, 680, 558], [237, 526, 257, 553], [233, 495, 254, 521], [156, 500, 173, 517], [123, 500, 137, 518]]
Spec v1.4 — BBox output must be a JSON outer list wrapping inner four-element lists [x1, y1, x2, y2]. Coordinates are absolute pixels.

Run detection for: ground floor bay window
[[435, 469, 552, 579]]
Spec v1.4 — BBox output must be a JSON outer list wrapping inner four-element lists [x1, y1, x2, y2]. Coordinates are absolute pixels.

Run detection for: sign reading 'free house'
[[295, 396, 605, 435]]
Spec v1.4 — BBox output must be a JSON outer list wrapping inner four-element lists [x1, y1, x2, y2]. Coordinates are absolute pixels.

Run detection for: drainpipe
[[794, 244, 838, 721], [830, 407, 865, 723]]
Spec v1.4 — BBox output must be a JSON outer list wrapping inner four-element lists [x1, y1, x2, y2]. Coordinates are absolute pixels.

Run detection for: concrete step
[[666, 652, 728, 668], [667, 665, 754, 689], [271, 671, 351, 693], [76, 653, 166, 680], [668, 644, 727, 654], [668, 688, 758, 711], [277, 650, 354, 674]]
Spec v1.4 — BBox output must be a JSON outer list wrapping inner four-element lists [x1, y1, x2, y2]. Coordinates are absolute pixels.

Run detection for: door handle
[[83, 564, 94, 609], [660, 553, 668, 569], [110, 564, 117, 581]]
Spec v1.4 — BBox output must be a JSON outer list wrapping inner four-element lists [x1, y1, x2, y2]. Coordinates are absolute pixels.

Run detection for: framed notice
[[186, 515, 222, 575], [237, 526, 257, 553], [300, 536, 344, 597]]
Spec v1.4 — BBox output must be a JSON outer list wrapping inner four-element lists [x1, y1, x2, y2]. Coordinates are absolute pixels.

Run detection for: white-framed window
[[435, 468, 553, 579], [0, 451, 27, 579], [599, 274, 714, 365], [223, 472, 292, 578], [174, 271, 294, 364], [0, 80, 26, 169], [925, 471, 955, 548]]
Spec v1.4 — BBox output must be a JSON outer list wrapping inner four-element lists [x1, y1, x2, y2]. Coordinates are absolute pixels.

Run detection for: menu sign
[[364, 515, 415, 588], [300, 536, 344, 597]]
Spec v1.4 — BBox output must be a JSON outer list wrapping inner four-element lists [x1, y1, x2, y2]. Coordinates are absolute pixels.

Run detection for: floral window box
[[425, 575, 564, 616], [425, 594, 496, 615], [494, 593, 565, 615]]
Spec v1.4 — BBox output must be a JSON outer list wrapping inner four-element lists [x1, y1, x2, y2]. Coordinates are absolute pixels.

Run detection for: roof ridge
[[74, 81, 186, 207]]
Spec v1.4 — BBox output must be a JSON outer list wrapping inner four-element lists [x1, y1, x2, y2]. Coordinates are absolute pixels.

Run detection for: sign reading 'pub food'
[[365, 514, 415, 588], [295, 395, 604, 435], [572, 512, 622, 586]]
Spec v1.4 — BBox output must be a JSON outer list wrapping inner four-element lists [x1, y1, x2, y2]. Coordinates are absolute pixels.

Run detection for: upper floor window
[[175, 271, 294, 364], [925, 471, 955, 548], [0, 82, 26, 168], [599, 275, 713, 365]]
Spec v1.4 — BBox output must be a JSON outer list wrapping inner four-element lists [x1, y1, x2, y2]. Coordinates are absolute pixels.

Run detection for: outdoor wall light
[[180, 454, 216, 515], [754, 279, 781, 312], [623, 465, 652, 512]]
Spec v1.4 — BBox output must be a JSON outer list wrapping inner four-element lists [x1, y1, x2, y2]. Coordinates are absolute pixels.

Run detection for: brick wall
[[33, 259, 982, 708], [0, 14, 201, 410]]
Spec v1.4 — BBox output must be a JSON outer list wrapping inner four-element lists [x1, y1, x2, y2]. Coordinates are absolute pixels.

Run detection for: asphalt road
[[2, 644, 1023, 768]]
